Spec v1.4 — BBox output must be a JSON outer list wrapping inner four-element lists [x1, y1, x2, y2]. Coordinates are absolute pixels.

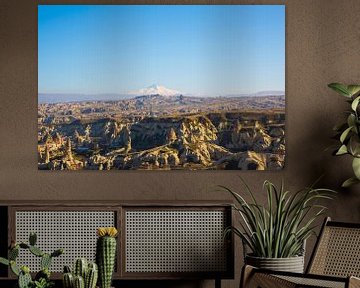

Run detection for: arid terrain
[[38, 91, 285, 170]]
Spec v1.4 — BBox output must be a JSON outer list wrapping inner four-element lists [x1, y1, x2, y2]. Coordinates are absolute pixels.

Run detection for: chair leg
[[240, 265, 255, 288]]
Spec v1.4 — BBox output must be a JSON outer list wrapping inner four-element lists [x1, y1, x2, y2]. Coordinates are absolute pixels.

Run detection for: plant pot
[[245, 254, 304, 273]]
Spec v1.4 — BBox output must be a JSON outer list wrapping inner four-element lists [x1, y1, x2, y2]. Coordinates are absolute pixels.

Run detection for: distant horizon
[[38, 88, 285, 104], [38, 5, 285, 96], [38, 83, 285, 96]]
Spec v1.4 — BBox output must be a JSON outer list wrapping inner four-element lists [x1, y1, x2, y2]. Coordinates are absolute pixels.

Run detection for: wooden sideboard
[[0, 201, 234, 288]]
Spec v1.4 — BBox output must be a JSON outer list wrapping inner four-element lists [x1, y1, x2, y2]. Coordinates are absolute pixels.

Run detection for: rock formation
[[38, 94, 285, 170]]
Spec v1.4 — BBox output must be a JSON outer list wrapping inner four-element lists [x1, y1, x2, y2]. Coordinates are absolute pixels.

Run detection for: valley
[[38, 92, 285, 170]]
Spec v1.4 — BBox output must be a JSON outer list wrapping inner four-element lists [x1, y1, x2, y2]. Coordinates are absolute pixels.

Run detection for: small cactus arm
[[64, 265, 72, 273], [8, 246, 19, 260], [19, 243, 30, 249], [1, 246, 22, 277], [35, 268, 51, 281], [29, 245, 44, 257], [85, 262, 98, 288], [75, 258, 88, 279], [29, 232, 37, 246], [18, 267, 32, 288], [73, 275, 85, 288], [41, 253, 52, 270], [51, 248, 64, 258], [63, 272, 74, 288], [96, 227, 118, 288], [10, 260, 20, 276]]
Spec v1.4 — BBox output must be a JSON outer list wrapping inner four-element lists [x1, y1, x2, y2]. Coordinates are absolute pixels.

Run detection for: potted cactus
[[0, 232, 64, 288], [96, 227, 118, 288], [62, 258, 98, 288]]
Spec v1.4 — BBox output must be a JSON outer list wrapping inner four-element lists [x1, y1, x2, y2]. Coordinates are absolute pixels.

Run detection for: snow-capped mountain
[[128, 84, 182, 97], [252, 90, 285, 96]]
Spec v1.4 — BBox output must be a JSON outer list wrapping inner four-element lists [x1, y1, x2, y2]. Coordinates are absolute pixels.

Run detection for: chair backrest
[[307, 217, 360, 277]]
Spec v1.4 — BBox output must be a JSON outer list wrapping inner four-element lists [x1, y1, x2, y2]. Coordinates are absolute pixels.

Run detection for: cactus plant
[[74, 258, 88, 279], [35, 268, 51, 282], [85, 262, 98, 288], [9, 247, 19, 260], [64, 265, 72, 273], [73, 275, 85, 288], [29, 232, 37, 246], [33, 278, 54, 288], [10, 260, 21, 276], [51, 249, 63, 258], [0, 232, 63, 288], [29, 246, 45, 257], [63, 259, 98, 288], [41, 254, 52, 270], [96, 227, 118, 288], [19, 268, 32, 288], [63, 272, 74, 288]]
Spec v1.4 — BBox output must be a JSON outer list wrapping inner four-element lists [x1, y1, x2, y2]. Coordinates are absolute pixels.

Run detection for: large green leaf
[[347, 114, 356, 128], [336, 145, 348, 155], [351, 96, 360, 111], [347, 85, 360, 97], [333, 122, 348, 132], [328, 83, 351, 97], [342, 177, 360, 188], [340, 126, 353, 143], [348, 135, 360, 156], [352, 157, 360, 179]]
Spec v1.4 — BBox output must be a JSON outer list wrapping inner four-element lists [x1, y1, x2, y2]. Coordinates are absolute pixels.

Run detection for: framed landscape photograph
[[37, 5, 285, 171]]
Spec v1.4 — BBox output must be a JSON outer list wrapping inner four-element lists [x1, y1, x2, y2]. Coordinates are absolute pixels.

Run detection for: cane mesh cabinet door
[[11, 207, 117, 276], [122, 206, 233, 279]]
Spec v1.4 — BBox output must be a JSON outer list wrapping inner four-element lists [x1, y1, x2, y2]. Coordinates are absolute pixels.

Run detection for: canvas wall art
[[38, 5, 285, 170]]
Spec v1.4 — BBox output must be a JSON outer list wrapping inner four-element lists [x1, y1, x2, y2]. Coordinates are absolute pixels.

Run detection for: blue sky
[[38, 5, 285, 96]]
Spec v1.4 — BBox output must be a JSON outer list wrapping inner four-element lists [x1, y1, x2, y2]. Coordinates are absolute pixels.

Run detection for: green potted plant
[[221, 179, 334, 273], [0, 232, 64, 288], [62, 258, 98, 288], [328, 83, 360, 187]]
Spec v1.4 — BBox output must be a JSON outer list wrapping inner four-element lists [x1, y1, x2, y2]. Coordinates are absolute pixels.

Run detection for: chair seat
[[242, 265, 360, 288], [276, 275, 346, 288]]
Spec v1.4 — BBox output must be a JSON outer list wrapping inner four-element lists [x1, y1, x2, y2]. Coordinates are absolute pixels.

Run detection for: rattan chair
[[241, 217, 360, 288]]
